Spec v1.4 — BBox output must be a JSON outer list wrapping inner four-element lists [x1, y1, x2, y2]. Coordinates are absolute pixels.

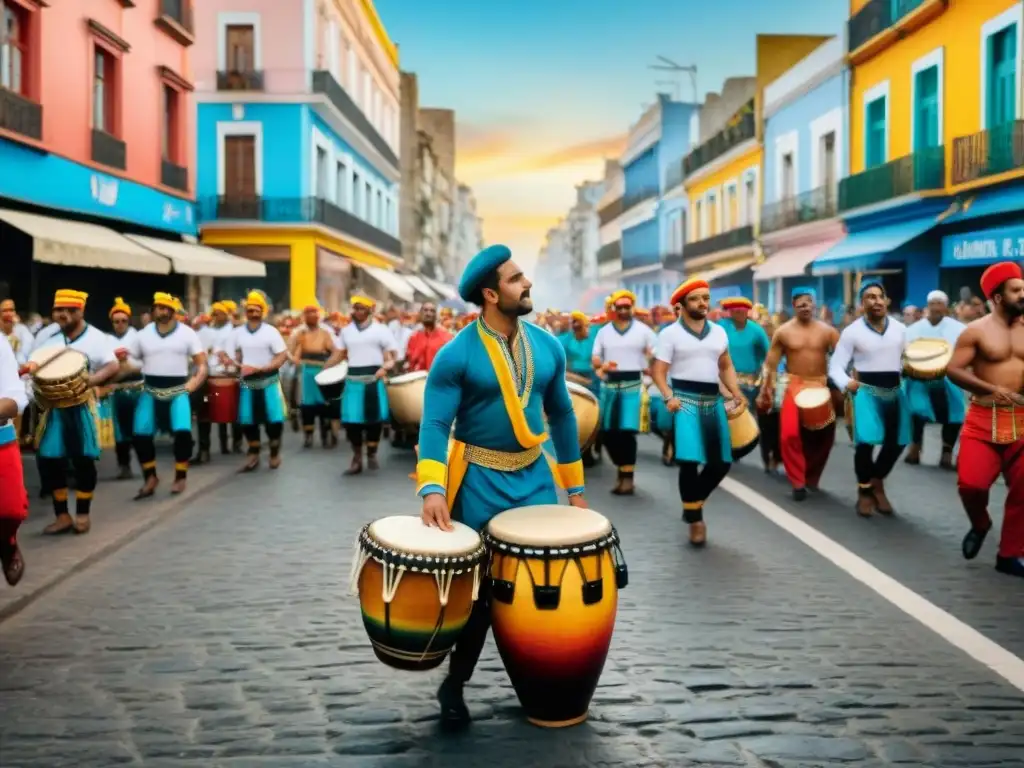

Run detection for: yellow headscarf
[[246, 290, 268, 314], [109, 297, 131, 318], [610, 289, 637, 307], [210, 301, 227, 315], [350, 294, 375, 309], [570, 310, 588, 324], [222, 300, 238, 313], [53, 289, 88, 310], [153, 292, 176, 309]]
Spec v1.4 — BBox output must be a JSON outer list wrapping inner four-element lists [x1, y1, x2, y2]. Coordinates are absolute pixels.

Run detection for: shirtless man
[[946, 262, 1024, 579], [289, 305, 338, 448], [758, 287, 840, 500]]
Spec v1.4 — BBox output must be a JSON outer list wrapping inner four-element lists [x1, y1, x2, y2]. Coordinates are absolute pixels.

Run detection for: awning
[[811, 215, 936, 276], [363, 265, 414, 302], [754, 237, 843, 281], [0, 208, 170, 274], [424, 277, 459, 301], [941, 222, 1024, 268], [688, 257, 757, 285], [402, 274, 440, 299], [125, 235, 266, 277], [949, 185, 1024, 223]]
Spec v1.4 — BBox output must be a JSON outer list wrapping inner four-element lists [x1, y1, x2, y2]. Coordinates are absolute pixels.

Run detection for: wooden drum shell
[[387, 373, 427, 428], [793, 387, 835, 431], [208, 377, 240, 424], [902, 339, 952, 382], [566, 381, 599, 451], [726, 400, 760, 459]]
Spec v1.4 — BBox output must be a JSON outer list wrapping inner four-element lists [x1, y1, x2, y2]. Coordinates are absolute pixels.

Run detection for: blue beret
[[458, 244, 512, 303], [859, 280, 885, 298], [791, 286, 816, 302]]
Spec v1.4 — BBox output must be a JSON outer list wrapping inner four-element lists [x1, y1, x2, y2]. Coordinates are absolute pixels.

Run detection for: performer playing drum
[[289, 303, 338, 449], [107, 297, 143, 479], [194, 301, 237, 462], [947, 262, 1024, 579], [417, 244, 586, 729], [903, 290, 965, 469], [0, 334, 28, 586], [651, 278, 744, 547], [29, 290, 119, 535], [561, 311, 600, 466], [716, 297, 771, 467]]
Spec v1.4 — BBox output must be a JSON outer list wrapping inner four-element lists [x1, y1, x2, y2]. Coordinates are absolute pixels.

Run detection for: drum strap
[[241, 373, 280, 391]]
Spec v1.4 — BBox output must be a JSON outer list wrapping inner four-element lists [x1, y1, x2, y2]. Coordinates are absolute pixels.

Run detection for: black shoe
[[792, 488, 807, 502], [962, 528, 990, 560], [995, 555, 1024, 578], [437, 676, 470, 730]]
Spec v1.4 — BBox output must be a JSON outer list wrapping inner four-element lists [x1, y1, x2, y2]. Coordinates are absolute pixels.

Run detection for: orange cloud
[[456, 129, 625, 182], [514, 135, 627, 174]]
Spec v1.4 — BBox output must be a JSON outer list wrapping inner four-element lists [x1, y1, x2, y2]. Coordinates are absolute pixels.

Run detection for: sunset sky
[[376, 0, 846, 271]]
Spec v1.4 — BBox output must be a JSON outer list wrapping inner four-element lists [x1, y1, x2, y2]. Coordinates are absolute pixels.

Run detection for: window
[[315, 146, 328, 198], [385, 196, 392, 232], [226, 24, 254, 71], [865, 96, 887, 168], [351, 171, 360, 215], [782, 153, 795, 199], [162, 85, 180, 161], [1, 0, 27, 94], [224, 135, 256, 198], [93, 47, 116, 133], [335, 160, 347, 208], [726, 185, 738, 229], [364, 180, 372, 221], [375, 189, 383, 227], [987, 24, 1017, 129], [707, 193, 718, 236], [694, 200, 702, 239], [744, 176, 756, 226], [913, 66, 940, 150], [821, 131, 837, 196]]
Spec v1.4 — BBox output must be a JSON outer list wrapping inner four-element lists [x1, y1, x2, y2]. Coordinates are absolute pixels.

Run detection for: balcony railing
[[838, 146, 945, 212], [952, 121, 1024, 186], [199, 195, 401, 257], [598, 197, 623, 226], [216, 70, 265, 92], [156, 0, 194, 45], [311, 70, 398, 170], [760, 185, 837, 234], [664, 159, 685, 191], [0, 88, 42, 141], [849, 0, 929, 52], [622, 186, 658, 212], [91, 129, 126, 170], [622, 251, 662, 271], [683, 225, 755, 261], [684, 101, 755, 177], [161, 159, 188, 192], [597, 240, 621, 264]]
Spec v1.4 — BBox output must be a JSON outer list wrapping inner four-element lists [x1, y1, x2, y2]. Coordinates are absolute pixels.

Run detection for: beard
[[684, 307, 706, 321], [498, 292, 532, 318], [1004, 300, 1024, 318]]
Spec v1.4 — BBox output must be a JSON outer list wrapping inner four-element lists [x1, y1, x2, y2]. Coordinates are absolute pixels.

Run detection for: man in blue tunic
[[417, 244, 587, 728]]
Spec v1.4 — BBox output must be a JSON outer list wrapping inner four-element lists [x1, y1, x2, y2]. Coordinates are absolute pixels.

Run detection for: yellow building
[[682, 35, 830, 294]]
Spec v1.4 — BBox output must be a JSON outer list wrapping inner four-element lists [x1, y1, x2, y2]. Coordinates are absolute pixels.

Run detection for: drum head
[[315, 362, 348, 385], [368, 515, 481, 556], [29, 347, 87, 377], [487, 505, 612, 547], [388, 371, 428, 385], [794, 387, 830, 407], [904, 338, 950, 362], [566, 381, 597, 402]]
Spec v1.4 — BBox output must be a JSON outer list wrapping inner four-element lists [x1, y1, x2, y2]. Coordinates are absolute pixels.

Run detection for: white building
[[450, 184, 484, 278], [533, 221, 572, 311], [567, 179, 606, 290]]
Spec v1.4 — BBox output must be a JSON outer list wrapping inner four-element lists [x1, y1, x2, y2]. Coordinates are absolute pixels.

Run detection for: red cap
[[670, 278, 709, 306], [980, 261, 1023, 298]]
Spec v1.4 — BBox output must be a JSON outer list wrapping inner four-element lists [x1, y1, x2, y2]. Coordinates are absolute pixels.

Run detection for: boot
[[904, 444, 921, 465]]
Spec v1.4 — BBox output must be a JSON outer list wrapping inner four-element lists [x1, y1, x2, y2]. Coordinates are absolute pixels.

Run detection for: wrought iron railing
[[682, 225, 754, 261], [622, 186, 659, 212], [760, 185, 837, 234], [216, 70, 265, 91], [0, 88, 42, 141], [952, 122, 1024, 186], [849, 0, 928, 52], [161, 160, 188, 191], [91, 129, 126, 170], [311, 70, 397, 170], [838, 146, 945, 212], [684, 101, 755, 177]]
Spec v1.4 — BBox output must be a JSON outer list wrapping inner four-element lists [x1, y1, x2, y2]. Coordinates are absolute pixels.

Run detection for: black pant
[[136, 431, 193, 481], [198, 421, 242, 451], [345, 423, 383, 452], [301, 405, 332, 432], [447, 570, 492, 684], [601, 430, 637, 475], [243, 422, 284, 457], [38, 456, 97, 517], [853, 407, 904, 486], [911, 416, 961, 449], [758, 411, 780, 467], [678, 458, 731, 523]]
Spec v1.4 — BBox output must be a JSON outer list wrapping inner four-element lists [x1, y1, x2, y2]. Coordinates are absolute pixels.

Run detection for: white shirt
[[4, 323, 33, 364], [906, 315, 965, 346], [0, 334, 28, 416], [108, 326, 142, 371], [33, 323, 117, 373], [829, 317, 906, 391], [655, 321, 729, 383], [126, 322, 203, 378], [198, 323, 235, 375], [229, 322, 287, 368], [593, 321, 657, 372], [31, 322, 62, 352], [337, 321, 397, 368]]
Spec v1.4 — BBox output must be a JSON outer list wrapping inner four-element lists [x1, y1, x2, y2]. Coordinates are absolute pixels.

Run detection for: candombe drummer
[[107, 297, 143, 480], [561, 310, 600, 466]]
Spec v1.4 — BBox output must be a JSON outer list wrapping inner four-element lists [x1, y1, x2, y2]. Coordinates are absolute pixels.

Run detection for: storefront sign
[[941, 224, 1024, 267]]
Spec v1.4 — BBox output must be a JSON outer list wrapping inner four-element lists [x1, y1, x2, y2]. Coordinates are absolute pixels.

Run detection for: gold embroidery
[[463, 443, 543, 471]]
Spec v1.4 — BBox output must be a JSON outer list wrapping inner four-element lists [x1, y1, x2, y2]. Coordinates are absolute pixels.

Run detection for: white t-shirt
[[0, 334, 27, 416], [593, 321, 657, 372], [198, 323, 235, 375], [829, 317, 906, 391], [34, 323, 117, 373], [655, 321, 728, 383], [229, 322, 287, 368], [337, 322, 398, 368], [31, 322, 62, 353], [126, 322, 203, 378], [109, 326, 142, 370]]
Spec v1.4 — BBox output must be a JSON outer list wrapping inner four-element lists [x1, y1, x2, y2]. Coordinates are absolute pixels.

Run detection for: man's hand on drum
[[421, 493, 454, 531], [374, 367, 388, 380], [567, 493, 588, 509]]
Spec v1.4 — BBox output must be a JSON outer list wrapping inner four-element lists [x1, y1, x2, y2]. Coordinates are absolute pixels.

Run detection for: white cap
[[927, 290, 949, 305]]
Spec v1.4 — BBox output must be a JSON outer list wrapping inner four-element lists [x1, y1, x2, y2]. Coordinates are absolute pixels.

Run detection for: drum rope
[[348, 541, 372, 596], [381, 562, 405, 603]]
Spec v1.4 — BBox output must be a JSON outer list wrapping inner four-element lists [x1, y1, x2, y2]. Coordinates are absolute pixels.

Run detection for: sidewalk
[[1, 442, 240, 621]]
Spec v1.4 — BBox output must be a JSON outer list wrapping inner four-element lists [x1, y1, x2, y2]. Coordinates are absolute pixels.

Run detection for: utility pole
[[648, 56, 698, 103]]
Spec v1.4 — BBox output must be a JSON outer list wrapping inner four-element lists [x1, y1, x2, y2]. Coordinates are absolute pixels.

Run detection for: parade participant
[[196, 302, 239, 458], [1, 300, 33, 363], [651, 278, 742, 546], [324, 295, 397, 474], [828, 282, 910, 517], [0, 334, 28, 586], [904, 290, 965, 469], [125, 293, 207, 498], [561, 310, 600, 466], [289, 303, 338, 448], [591, 289, 656, 495], [759, 288, 840, 500], [107, 297, 143, 479], [417, 244, 585, 727], [717, 297, 773, 467], [386, 305, 412, 373], [228, 292, 289, 471], [406, 302, 453, 373], [30, 290, 119, 534], [946, 262, 1024, 578]]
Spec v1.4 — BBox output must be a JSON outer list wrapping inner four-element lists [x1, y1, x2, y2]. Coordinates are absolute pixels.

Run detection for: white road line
[[721, 476, 1024, 694]]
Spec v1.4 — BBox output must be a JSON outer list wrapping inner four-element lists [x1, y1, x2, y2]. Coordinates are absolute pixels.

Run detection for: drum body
[[726, 399, 760, 459], [793, 387, 835, 430], [387, 371, 427, 427], [315, 362, 348, 401], [902, 338, 951, 381], [566, 381, 599, 450], [208, 377, 240, 424], [29, 347, 90, 408], [484, 505, 628, 728], [352, 516, 485, 671]]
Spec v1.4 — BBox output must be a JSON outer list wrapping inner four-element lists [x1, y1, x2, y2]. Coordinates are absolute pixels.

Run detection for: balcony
[[0, 88, 42, 142], [199, 195, 401, 258], [597, 240, 621, 264], [664, 159, 685, 191], [311, 70, 398, 170], [760, 185, 837, 234], [161, 159, 188, 192], [216, 70, 265, 92], [155, 0, 194, 46], [622, 186, 658, 212], [598, 197, 623, 226], [91, 129, 126, 170], [684, 101, 755, 178], [838, 146, 945, 212], [952, 121, 1024, 187], [683, 225, 755, 262], [848, 0, 942, 62]]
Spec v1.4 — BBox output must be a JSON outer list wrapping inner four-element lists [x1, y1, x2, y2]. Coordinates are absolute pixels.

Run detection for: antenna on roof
[[648, 56, 698, 103]]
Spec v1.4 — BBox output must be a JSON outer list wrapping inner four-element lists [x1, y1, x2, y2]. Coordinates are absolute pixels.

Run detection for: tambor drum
[[566, 381, 599, 450], [314, 362, 348, 401], [351, 515, 486, 671], [484, 505, 628, 728], [387, 371, 428, 427], [208, 377, 240, 424], [725, 398, 760, 459], [29, 347, 90, 408], [903, 338, 952, 381], [793, 387, 835, 430], [566, 371, 592, 387]]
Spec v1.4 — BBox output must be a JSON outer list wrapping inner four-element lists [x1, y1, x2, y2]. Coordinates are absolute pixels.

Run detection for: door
[[225, 25, 254, 72], [914, 66, 939, 150], [223, 135, 257, 218], [988, 25, 1018, 174], [866, 97, 887, 168]]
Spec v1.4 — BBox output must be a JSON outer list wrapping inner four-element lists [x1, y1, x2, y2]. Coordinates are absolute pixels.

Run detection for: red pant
[[0, 440, 28, 546], [958, 403, 1024, 559], [779, 377, 836, 490]]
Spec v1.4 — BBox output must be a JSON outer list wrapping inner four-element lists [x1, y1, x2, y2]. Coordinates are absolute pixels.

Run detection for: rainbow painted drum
[[484, 505, 628, 728], [351, 516, 486, 671]]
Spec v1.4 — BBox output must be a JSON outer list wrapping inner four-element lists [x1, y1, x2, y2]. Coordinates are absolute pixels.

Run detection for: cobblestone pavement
[[1, 433, 1023, 767]]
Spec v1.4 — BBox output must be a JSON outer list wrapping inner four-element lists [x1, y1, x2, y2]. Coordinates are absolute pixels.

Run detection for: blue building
[[757, 37, 850, 314]]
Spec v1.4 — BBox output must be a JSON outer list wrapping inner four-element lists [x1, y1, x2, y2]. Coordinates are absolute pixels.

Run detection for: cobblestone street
[[1, 430, 1023, 767]]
